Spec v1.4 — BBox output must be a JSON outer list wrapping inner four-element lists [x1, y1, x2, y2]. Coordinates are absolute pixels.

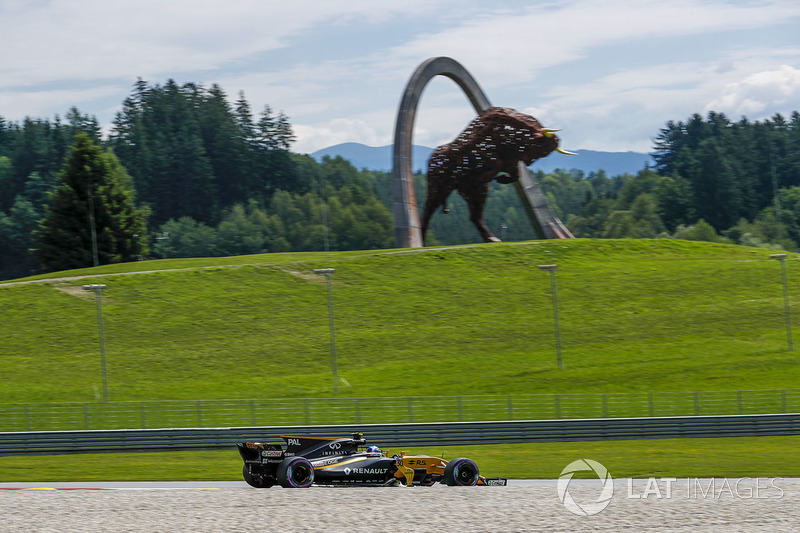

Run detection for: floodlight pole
[[770, 254, 794, 351], [87, 189, 99, 268], [155, 232, 170, 259], [538, 265, 563, 369], [314, 268, 339, 392], [83, 284, 109, 402]]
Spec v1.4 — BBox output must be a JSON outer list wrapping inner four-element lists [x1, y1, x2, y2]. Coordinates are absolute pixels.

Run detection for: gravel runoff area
[[2, 479, 799, 532]]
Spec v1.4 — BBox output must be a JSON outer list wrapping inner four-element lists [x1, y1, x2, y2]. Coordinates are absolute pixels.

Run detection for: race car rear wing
[[237, 442, 283, 463]]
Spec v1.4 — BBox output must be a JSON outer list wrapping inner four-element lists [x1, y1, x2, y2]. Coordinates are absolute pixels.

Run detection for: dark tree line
[[0, 81, 396, 278], [652, 111, 800, 231], [532, 112, 800, 250], [2, 85, 800, 280], [108, 79, 300, 227], [0, 108, 102, 213], [0, 109, 104, 277], [150, 159, 394, 259]]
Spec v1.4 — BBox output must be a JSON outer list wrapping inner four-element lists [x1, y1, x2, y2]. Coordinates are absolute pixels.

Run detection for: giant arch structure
[[391, 56, 573, 248]]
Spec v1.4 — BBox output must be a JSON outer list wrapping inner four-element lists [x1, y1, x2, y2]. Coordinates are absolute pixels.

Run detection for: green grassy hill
[[2, 239, 799, 404]]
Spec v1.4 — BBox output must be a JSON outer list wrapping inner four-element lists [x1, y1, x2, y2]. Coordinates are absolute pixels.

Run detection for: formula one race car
[[237, 432, 507, 488]]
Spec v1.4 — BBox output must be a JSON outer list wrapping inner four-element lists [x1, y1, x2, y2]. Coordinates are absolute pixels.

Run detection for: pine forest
[[1, 79, 799, 280]]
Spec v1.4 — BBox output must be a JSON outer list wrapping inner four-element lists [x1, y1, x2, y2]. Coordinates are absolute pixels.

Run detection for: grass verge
[[2, 436, 799, 481]]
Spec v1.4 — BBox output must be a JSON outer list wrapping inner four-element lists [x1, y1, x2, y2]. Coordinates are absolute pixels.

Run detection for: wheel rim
[[455, 461, 478, 485], [289, 463, 312, 487]]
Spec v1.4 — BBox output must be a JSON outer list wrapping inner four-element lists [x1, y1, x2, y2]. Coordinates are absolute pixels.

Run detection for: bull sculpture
[[421, 106, 573, 245]]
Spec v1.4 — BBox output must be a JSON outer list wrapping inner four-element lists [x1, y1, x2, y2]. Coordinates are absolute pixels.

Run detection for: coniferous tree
[[0, 196, 40, 277], [33, 134, 148, 272], [109, 80, 301, 225], [198, 85, 244, 207], [0, 156, 14, 212], [0, 116, 9, 156]]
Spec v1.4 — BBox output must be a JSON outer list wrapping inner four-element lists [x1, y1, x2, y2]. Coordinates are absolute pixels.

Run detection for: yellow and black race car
[[237, 432, 507, 488]]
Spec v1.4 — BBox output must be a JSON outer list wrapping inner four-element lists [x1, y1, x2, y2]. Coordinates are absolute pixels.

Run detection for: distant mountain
[[539, 149, 654, 176], [310, 143, 433, 173], [310, 142, 654, 176]]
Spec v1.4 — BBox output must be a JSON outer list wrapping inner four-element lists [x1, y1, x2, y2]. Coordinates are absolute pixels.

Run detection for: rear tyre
[[242, 465, 274, 488], [277, 456, 315, 488], [443, 457, 479, 486]]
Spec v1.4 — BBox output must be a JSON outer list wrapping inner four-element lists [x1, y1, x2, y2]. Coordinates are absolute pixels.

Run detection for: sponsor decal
[[328, 442, 342, 450], [262, 450, 282, 458], [344, 467, 388, 476], [287, 438, 301, 446], [404, 458, 446, 468], [316, 458, 340, 467]]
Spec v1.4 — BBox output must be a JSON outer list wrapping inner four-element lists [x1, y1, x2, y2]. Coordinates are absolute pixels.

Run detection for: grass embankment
[[2, 239, 799, 401], [2, 238, 799, 479]]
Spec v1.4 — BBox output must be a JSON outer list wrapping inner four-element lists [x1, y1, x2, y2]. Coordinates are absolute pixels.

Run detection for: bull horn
[[542, 128, 576, 154]]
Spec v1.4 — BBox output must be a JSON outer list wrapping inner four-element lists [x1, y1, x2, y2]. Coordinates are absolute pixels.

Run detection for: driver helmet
[[366, 445, 381, 453]]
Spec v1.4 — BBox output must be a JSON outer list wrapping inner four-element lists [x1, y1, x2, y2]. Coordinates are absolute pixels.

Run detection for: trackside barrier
[[1, 413, 799, 456]]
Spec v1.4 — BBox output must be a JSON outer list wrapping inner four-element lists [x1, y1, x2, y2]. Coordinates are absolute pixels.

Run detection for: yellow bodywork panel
[[393, 453, 448, 484]]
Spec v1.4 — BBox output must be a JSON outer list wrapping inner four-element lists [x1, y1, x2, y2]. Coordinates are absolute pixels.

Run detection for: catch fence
[[1, 389, 798, 432]]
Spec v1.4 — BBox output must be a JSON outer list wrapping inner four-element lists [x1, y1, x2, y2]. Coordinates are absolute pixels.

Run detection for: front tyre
[[277, 456, 315, 488], [443, 457, 479, 486]]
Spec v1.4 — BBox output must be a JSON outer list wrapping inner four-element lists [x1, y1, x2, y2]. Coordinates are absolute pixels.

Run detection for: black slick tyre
[[277, 456, 315, 488], [443, 457, 480, 486]]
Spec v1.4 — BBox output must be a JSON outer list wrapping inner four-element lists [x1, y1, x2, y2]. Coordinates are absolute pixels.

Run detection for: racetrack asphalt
[[2, 479, 799, 532], [0, 479, 552, 489]]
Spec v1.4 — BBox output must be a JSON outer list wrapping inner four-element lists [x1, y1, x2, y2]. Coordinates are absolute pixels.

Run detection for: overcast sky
[[1, 0, 799, 155]]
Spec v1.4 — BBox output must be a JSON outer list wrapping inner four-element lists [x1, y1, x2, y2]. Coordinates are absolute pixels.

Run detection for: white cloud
[[286, 0, 800, 153], [381, 0, 800, 88], [0, 0, 443, 88], [1, 0, 799, 154], [293, 118, 385, 154], [707, 65, 800, 116], [0, 85, 123, 120], [216, 59, 384, 119], [513, 52, 800, 152]]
